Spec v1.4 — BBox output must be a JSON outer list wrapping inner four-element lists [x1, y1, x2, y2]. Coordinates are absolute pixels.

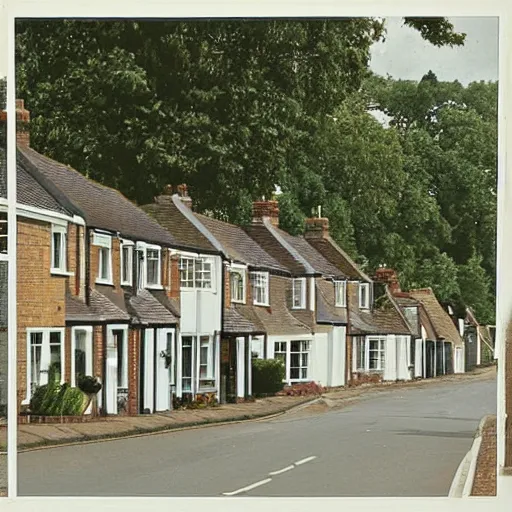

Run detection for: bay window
[[180, 335, 216, 394], [354, 336, 386, 373], [251, 272, 269, 306], [179, 256, 213, 289], [273, 339, 311, 383], [26, 328, 65, 400], [292, 278, 306, 309]]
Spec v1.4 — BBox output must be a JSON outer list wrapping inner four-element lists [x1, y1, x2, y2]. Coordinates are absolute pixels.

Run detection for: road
[[18, 375, 496, 497]]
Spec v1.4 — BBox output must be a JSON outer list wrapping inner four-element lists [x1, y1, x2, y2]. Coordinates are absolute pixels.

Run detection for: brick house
[[302, 218, 413, 384], [244, 200, 349, 387], [12, 100, 182, 416], [375, 267, 465, 377]]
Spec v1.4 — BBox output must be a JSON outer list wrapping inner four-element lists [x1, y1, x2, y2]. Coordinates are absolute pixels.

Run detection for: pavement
[[471, 415, 497, 496], [17, 366, 496, 497]]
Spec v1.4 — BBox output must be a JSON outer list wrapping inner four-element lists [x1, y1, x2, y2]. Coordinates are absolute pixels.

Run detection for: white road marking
[[222, 478, 273, 496], [294, 455, 317, 466], [269, 465, 295, 476]]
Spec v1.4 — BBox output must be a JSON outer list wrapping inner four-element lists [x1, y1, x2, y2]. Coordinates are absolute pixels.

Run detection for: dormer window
[[292, 278, 306, 309], [120, 239, 134, 286], [51, 225, 67, 273], [251, 271, 269, 306], [230, 266, 246, 303], [334, 280, 346, 307], [359, 282, 370, 309]]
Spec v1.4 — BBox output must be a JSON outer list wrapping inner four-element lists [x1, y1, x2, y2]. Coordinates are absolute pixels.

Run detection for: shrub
[[77, 375, 102, 395], [276, 381, 325, 396], [252, 358, 286, 397]]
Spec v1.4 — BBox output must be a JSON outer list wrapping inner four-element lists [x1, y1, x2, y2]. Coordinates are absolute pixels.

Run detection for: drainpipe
[[220, 259, 226, 402], [85, 228, 91, 306], [153, 327, 157, 413]]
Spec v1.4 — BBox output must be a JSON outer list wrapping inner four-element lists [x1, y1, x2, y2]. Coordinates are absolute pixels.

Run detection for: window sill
[[95, 279, 114, 286], [51, 269, 74, 277], [231, 299, 246, 305], [254, 302, 270, 307], [121, 281, 133, 287], [146, 284, 164, 290], [291, 306, 306, 310], [335, 304, 347, 308]]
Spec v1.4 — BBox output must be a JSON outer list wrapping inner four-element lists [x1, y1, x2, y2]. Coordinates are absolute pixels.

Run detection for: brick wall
[[17, 218, 68, 405], [127, 328, 140, 415], [225, 268, 231, 305]]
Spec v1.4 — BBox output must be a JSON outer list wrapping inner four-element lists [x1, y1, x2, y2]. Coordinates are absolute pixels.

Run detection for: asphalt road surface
[[18, 376, 496, 497]]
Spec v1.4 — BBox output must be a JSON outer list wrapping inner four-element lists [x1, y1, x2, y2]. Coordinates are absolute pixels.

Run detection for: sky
[[0, 16, 499, 83]]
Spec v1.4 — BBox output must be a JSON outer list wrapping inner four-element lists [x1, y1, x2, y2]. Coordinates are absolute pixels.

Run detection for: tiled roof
[[66, 290, 130, 323], [194, 213, 287, 272], [306, 236, 371, 281], [141, 195, 217, 253], [315, 279, 348, 325], [126, 289, 178, 325], [223, 306, 264, 334], [149, 290, 181, 318], [18, 146, 177, 247], [409, 288, 463, 345], [244, 275, 311, 336]]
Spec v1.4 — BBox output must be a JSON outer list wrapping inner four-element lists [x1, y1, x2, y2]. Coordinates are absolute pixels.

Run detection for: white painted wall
[[414, 338, 423, 378], [396, 336, 411, 381], [328, 326, 346, 387], [311, 332, 329, 386], [236, 337, 245, 398], [383, 335, 397, 381]]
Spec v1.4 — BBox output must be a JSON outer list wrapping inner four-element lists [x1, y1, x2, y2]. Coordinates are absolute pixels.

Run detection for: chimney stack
[[0, 99, 30, 147], [374, 267, 401, 295], [252, 199, 280, 228], [304, 217, 330, 240], [176, 183, 192, 209]]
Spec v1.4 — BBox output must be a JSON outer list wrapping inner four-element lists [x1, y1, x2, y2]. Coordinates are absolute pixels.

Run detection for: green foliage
[[30, 365, 89, 416], [252, 358, 286, 396]]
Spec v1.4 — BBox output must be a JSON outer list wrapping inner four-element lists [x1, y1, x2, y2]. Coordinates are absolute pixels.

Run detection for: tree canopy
[[15, 18, 497, 323]]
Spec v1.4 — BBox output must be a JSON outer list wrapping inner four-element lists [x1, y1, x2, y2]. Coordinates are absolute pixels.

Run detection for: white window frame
[[179, 254, 215, 290], [251, 271, 270, 306], [70, 326, 93, 387], [198, 335, 216, 390], [23, 328, 66, 404], [145, 244, 162, 289], [359, 282, 370, 309], [94, 232, 113, 285], [334, 280, 347, 307], [0, 210, 7, 257], [292, 278, 307, 309], [50, 224, 68, 274], [107, 325, 129, 390], [230, 265, 247, 304], [365, 336, 386, 372], [120, 239, 134, 286], [272, 338, 312, 383]]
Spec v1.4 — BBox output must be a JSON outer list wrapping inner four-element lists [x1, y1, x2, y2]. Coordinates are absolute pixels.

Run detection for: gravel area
[[471, 415, 497, 496]]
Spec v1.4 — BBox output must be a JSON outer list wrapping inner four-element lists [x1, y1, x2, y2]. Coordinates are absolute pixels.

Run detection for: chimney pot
[[374, 267, 401, 294], [176, 183, 192, 209]]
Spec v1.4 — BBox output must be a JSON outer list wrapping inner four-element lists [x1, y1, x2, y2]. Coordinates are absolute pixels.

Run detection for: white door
[[105, 343, 118, 415], [155, 329, 173, 411], [105, 325, 128, 415], [143, 329, 155, 413], [236, 337, 245, 398], [72, 326, 93, 414]]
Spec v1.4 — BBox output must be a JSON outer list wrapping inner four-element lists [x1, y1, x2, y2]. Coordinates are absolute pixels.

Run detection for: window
[[274, 341, 287, 368], [274, 340, 311, 382], [146, 248, 161, 286], [251, 272, 269, 306], [230, 268, 246, 303], [368, 337, 385, 371], [181, 336, 193, 392], [290, 340, 310, 380], [113, 329, 128, 389], [0, 212, 6, 254], [179, 256, 213, 289], [334, 280, 347, 307], [355, 337, 365, 371], [94, 233, 112, 284], [26, 329, 65, 399], [51, 225, 67, 272], [199, 336, 215, 389], [359, 282, 370, 309], [120, 240, 133, 286], [292, 278, 306, 309]]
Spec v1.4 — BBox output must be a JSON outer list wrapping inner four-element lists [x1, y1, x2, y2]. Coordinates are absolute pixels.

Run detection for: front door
[[142, 329, 155, 413], [72, 326, 93, 414], [155, 329, 174, 411], [106, 326, 128, 415]]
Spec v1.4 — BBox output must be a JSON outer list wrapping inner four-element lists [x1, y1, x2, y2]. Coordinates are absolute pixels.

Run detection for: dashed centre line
[[223, 455, 317, 496]]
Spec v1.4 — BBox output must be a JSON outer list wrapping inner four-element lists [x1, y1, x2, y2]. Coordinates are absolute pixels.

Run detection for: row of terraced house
[[0, 100, 494, 417]]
